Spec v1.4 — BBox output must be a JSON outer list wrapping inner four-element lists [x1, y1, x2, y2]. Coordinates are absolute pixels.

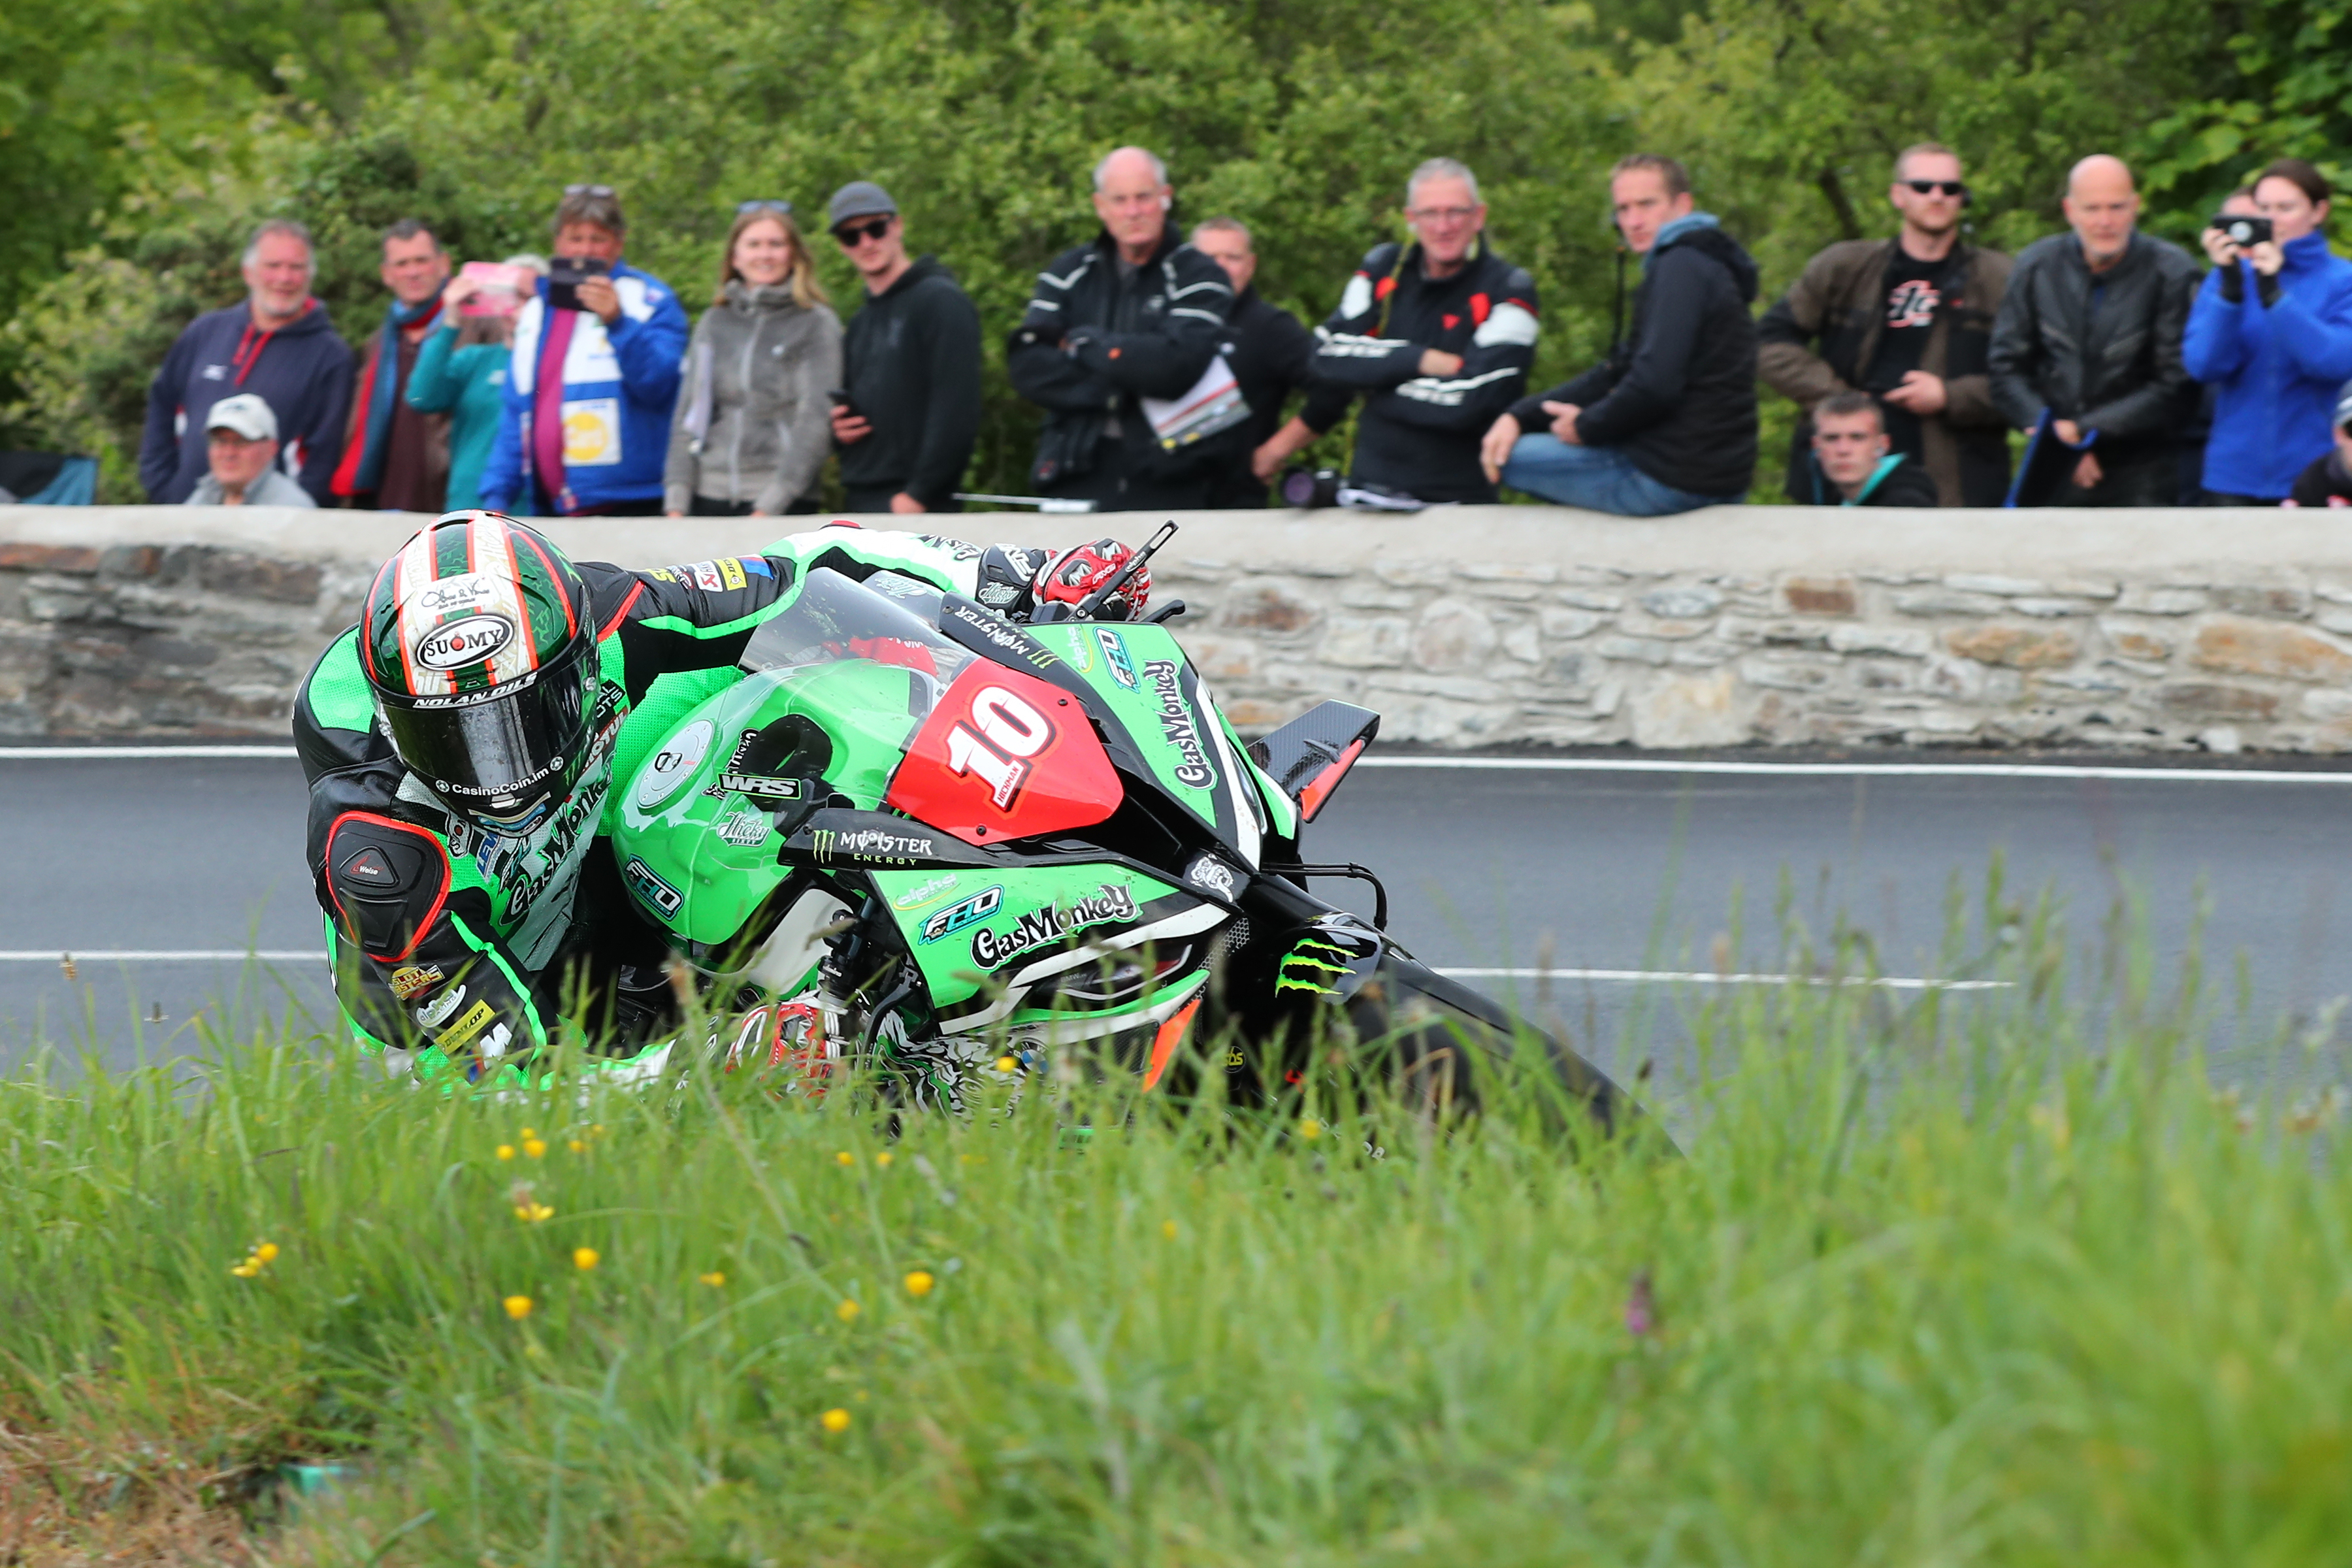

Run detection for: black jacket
[[1988, 230, 2200, 461], [1211, 285, 1315, 506], [837, 256, 983, 508], [1006, 225, 1236, 495], [1514, 218, 1759, 500], [140, 301, 355, 502], [1302, 241, 1539, 504]]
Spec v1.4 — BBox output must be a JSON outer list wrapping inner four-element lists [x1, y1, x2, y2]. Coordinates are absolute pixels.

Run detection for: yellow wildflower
[[698, 1271, 727, 1288], [519, 1126, 538, 1139], [229, 1260, 259, 1279], [1300, 1118, 1322, 1141], [836, 1151, 856, 1167], [1162, 1220, 1179, 1240], [253, 1243, 280, 1264], [874, 1151, 893, 1167], [821, 1407, 851, 1433], [904, 1270, 935, 1298], [514, 1202, 555, 1224], [568, 1139, 587, 1154], [523, 1138, 547, 1160], [995, 1054, 1018, 1073], [496, 1145, 515, 1161], [573, 1247, 600, 1271], [836, 1298, 861, 1323], [502, 1295, 533, 1320]]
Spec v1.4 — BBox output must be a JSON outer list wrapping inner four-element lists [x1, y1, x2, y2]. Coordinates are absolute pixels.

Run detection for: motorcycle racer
[[293, 508, 1146, 1084]]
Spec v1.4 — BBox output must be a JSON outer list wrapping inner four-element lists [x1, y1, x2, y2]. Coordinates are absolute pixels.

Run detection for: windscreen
[[738, 568, 975, 691]]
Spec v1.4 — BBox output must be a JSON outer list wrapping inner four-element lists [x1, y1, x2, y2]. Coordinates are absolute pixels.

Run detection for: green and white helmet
[[361, 511, 596, 828]]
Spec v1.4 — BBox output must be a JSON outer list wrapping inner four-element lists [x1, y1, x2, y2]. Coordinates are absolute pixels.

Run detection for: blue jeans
[[1500, 434, 1740, 515]]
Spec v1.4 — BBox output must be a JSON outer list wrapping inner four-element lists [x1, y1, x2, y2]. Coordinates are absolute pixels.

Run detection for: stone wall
[[7, 503, 2352, 751]]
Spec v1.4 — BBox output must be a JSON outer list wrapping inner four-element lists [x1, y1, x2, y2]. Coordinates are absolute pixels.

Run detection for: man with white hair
[[1007, 145, 1239, 510], [1989, 154, 2200, 506], [1256, 156, 1539, 506], [140, 218, 355, 503]]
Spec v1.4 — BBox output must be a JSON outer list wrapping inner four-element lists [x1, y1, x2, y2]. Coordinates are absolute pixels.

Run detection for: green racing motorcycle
[[608, 528, 1631, 1128]]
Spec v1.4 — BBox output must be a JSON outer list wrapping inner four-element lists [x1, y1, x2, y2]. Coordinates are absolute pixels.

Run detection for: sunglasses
[[1904, 180, 1967, 198], [563, 184, 617, 198], [832, 217, 892, 245], [737, 199, 793, 216]]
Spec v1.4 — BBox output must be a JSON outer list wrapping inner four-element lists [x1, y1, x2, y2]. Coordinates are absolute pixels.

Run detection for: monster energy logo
[[811, 826, 936, 864], [1275, 936, 1354, 996], [1141, 659, 1214, 789], [969, 883, 1137, 971]]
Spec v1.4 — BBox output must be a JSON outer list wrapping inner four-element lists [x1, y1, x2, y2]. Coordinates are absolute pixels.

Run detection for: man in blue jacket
[[2185, 157, 2352, 503], [480, 186, 689, 517], [139, 220, 355, 504]]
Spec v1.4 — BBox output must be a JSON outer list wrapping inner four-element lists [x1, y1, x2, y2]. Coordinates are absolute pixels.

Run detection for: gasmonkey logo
[[1141, 660, 1214, 788], [968, 883, 1137, 970]]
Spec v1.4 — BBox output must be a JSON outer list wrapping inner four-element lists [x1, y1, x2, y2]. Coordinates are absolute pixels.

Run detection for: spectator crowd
[[137, 144, 2352, 519]]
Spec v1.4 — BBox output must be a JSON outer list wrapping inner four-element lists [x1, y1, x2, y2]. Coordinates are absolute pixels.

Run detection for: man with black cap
[[826, 180, 983, 514]]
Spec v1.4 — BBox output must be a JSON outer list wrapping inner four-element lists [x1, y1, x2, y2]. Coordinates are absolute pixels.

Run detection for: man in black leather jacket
[[1006, 147, 1238, 512], [1989, 155, 2200, 506]]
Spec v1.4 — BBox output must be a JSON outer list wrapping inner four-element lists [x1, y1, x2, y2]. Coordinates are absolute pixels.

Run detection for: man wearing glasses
[[1260, 157, 1540, 505], [825, 182, 983, 514], [480, 184, 689, 517], [1759, 142, 2013, 506], [1007, 146, 1238, 512]]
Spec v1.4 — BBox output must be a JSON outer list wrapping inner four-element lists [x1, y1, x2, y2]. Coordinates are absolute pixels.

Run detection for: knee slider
[[325, 813, 453, 961]]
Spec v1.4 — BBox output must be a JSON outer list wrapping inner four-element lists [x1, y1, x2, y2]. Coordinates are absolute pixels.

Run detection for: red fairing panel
[[885, 663, 1122, 846]]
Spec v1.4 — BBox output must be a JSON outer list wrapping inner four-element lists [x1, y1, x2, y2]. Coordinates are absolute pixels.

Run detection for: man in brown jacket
[[1758, 143, 2012, 506]]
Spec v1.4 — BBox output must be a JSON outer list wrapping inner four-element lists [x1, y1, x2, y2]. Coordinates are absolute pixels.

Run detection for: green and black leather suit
[[293, 525, 1047, 1079]]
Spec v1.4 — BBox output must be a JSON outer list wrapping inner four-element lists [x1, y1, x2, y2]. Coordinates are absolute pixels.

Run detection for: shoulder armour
[[325, 811, 453, 962], [1358, 240, 1405, 276]]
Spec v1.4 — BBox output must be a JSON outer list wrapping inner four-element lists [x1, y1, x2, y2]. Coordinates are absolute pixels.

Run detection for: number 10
[[944, 686, 1053, 808]]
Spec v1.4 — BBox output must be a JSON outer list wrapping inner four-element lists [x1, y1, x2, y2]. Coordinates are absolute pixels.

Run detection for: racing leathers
[[1299, 240, 1541, 504], [293, 525, 1049, 1080]]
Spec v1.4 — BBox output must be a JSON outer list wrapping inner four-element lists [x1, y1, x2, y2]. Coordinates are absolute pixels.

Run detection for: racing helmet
[[361, 512, 598, 828]]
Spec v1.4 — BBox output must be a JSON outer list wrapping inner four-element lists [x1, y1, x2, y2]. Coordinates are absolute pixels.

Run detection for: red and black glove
[[1032, 538, 1150, 620]]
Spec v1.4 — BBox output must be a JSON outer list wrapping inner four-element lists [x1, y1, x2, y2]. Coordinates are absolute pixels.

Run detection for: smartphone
[[826, 388, 857, 417], [2212, 214, 2273, 248], [547, 255, 611, 313], [459, 261, 533, 317]]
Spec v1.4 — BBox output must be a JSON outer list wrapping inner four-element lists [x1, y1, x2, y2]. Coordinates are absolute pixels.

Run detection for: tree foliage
[[5, 0, 2346, 498]]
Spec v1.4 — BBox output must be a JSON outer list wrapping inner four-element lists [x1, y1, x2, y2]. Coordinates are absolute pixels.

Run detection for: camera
[[547, 255, 612, 313], [1279, 466, 1341, 509], [2212, 214, 2273, 249]]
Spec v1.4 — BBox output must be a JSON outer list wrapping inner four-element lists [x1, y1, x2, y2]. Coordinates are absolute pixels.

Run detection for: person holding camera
[[826, 182, 983, 514], [1006, 147, 1238, 512], [662, 201, 841, 518], [2184, 158, 2352, 504], [408, 256, 543, 513], [1988, 155, 2199, 507], [479, 185, 689, 517]]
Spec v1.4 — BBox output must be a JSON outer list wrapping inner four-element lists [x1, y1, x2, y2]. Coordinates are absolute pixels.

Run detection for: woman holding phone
[[409, 256, 545, 512], [664, 201, 842, 517]]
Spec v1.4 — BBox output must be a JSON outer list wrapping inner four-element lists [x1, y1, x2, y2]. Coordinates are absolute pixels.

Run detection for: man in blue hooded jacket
[[480, 186, 689, 517], [2185, 157, 2352, 504], [1480, 154, 1759, 515]]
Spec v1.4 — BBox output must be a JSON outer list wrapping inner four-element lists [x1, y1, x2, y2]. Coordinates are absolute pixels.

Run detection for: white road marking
[[3, 951, 325, 962], [1362, 757, 2352, 784], [1437, 967, 2012, 990], [0, 745, 299, 759]]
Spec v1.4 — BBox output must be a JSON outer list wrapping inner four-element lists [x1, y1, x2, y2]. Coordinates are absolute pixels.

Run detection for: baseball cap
[[204, 393, 279, 442], [2336, 378, 2352, 431], [826, 181, 899, 229]]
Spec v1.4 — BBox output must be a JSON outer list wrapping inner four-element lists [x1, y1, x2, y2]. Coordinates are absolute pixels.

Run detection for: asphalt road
[[7, 750, 2352, 1083]]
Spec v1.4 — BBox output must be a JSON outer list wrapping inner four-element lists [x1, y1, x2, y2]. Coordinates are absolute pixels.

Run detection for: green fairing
[[1028, 622, 1228, 830], [616, 660, 924, 943], [304, 627, 374, 732], [872, 862, 1186, 1013]]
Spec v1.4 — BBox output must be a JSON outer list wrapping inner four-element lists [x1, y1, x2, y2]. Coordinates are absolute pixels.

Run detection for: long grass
[[2, 879, 2348, 1567]]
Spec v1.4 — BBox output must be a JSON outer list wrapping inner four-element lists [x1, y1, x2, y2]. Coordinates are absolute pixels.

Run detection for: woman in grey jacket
[[664, 203, 843, 516]]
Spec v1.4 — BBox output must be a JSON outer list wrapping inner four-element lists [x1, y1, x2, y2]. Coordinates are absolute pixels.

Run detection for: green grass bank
[[3, 901, 2349, 1565]]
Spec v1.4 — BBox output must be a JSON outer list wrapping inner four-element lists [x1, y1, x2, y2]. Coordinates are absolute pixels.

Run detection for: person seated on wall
[[182, 394, 316, 508], [2283, 380, 2352, 507], [1799, 391, 1938, 506]]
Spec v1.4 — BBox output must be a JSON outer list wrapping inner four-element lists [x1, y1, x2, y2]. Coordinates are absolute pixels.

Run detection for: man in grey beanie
[[825, 180, 983, 512]]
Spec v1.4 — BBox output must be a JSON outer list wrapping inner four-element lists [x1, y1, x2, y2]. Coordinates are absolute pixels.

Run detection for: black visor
[[380, 638, 595, 823]]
